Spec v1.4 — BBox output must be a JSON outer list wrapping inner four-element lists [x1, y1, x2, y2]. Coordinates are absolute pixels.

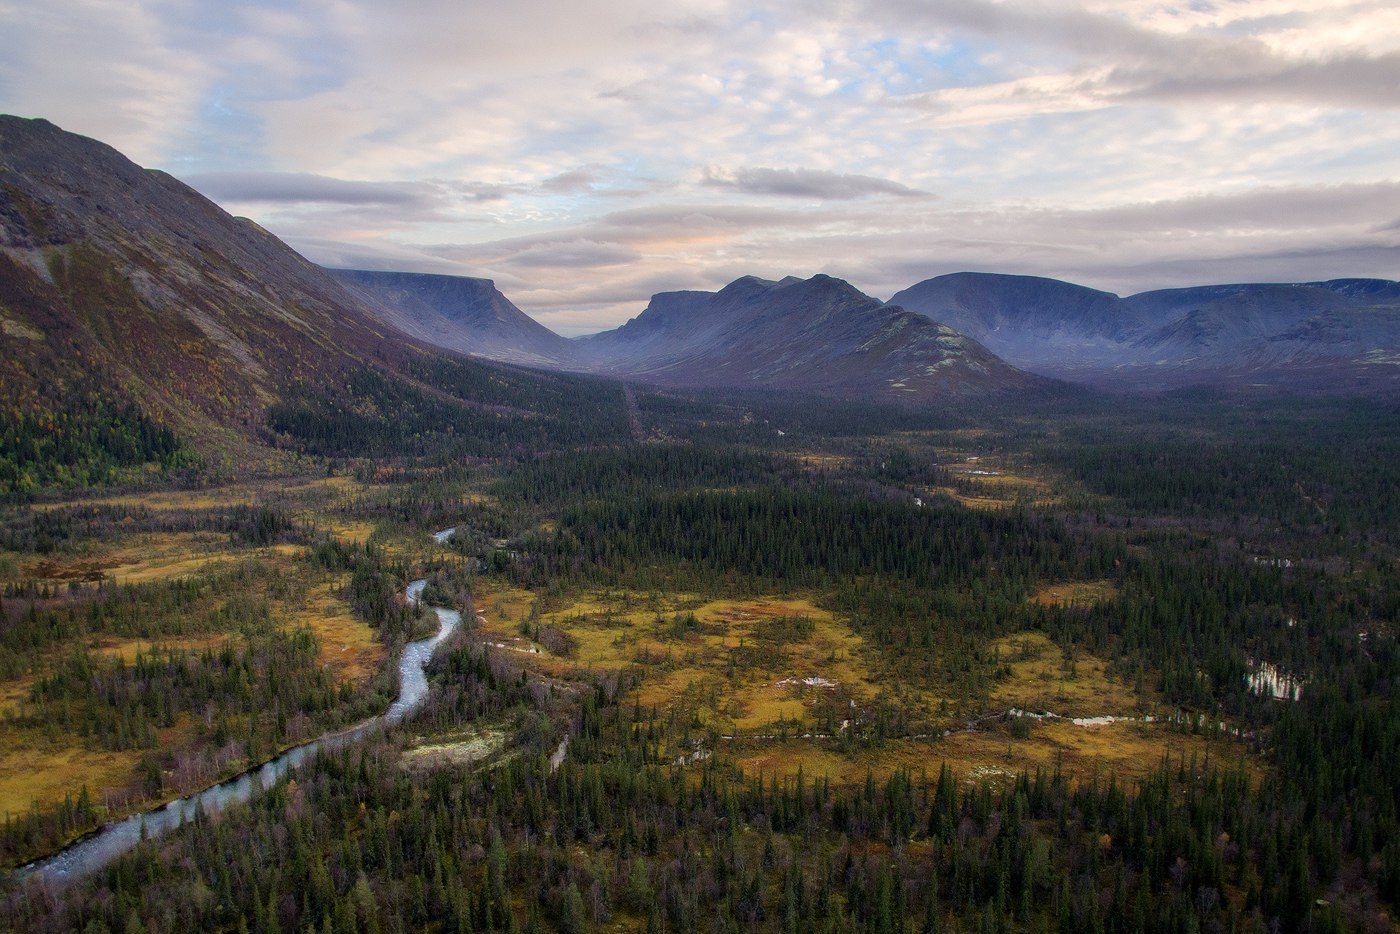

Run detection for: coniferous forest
[[0, 383, 1397, 934]]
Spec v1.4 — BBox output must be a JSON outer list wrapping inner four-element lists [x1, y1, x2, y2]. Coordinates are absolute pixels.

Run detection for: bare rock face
[[891, 272, 1400, 393]]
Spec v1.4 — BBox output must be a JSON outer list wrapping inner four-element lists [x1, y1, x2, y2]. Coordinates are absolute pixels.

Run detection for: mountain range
[[0, 116, 627, 467], [327, 268, 575, 368], [342, 265, 1400, 396], [3, 113, 1397, 468], [329, 268, 1042, 400]]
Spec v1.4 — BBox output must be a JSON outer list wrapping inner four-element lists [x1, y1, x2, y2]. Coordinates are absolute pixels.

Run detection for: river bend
[[19, 576, 460, 884]]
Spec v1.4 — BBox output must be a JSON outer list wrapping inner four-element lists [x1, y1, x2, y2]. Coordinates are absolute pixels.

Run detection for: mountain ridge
[[890, 271, 1400, 390], [0, 114, 415, 441]]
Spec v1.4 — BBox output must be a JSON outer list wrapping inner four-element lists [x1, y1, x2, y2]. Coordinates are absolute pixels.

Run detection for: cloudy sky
[[2, 0, 1398, 334]]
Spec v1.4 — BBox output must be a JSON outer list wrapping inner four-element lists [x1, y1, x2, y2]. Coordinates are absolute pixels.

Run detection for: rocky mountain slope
[[328, 269, 576, 367], [0, 116, 418, 436], [573, 273, 1040, 399], [891, 273, 1400, 390]]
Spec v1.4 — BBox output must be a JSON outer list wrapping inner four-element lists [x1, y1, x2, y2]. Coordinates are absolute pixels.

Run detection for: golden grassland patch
[[472, 584, 884, 733], [932, 489, 1014, 510], [87, 634, 227, 664], [724, 627, 1256, 789], [286, 577, 384, 683], [1029, 580, 1119, 608], [400, 727, 508, 773], [730, 720, 1253, 790], [0, 742, 140, 818], [20, 531, 227, 584], [0, 716, 200, 818], [928, 468, 1059, 511], [16, 533, 312, 588], [311, 519, 377, 545], [987, 631, 1144, 716], [795, 452, 853, 471], [31, 474, 372, 515], [0, 679, 31, 719], [0, 558, 384, 823]]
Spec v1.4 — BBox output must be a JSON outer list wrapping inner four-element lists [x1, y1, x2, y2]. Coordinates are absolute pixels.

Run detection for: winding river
[[19, 576, 461, 885]]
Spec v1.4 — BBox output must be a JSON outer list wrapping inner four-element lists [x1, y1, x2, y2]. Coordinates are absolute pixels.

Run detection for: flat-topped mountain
[[328, 268, 576, 367], [890, 272, 1400, 390], [574, 273, 1040, 399]]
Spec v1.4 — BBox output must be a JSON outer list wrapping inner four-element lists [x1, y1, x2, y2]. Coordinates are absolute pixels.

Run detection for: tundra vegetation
[[0, 383, 1397, 933]]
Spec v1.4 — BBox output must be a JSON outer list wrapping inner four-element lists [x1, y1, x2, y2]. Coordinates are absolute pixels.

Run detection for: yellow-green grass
[[926, 466, 1058, 510], [1029, 579, 1119, 608], [471, 586, 885, 733], [15, 532, 312, 588], [0, 741, 145, 819], [31, 474, 368, 514], [0, 679, 30, 718], [19, 531, 228, 584], [0, 561, 383, 824], [311, 519, 378, 545], [287, 577, 385, 683], [731, 718, 1250, 790], [400, 727, 509, 773], [987, 631, 1144, 716], [726, 628, 1259, 789], [87, 634, 228, 665], [0, 716, 200, 820], [795, 452, 853, 471]]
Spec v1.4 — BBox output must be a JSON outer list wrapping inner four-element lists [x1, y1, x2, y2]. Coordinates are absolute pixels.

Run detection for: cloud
[[7, 0, 1399, 335], [877, 0, 1400, 130], [701, 166, 929, 200], [185, 171, 440, 207], [500, 239, 642, 269], [289, 236, 467, 276], [1117, 49, 1400, 109], [540, 169, 598, 194], [1065, 181, 1400, 233], [0, 0, 213, 160]]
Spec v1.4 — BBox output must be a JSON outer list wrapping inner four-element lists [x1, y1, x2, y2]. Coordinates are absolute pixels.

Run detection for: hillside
[[574, 273, 1040, 400], [0, 116, 629, 484], [0, 117, 412, 433]]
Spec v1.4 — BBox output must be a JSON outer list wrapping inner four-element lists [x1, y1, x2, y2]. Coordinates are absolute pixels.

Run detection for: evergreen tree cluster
[[267, 362, 630, 459], [0, 392, 194, 496]]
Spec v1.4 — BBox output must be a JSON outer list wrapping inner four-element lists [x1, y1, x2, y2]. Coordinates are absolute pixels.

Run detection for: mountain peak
[[573, 270, 1037, 399]]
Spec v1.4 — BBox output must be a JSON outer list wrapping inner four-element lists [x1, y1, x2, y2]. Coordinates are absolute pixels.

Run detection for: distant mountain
[[328, 268, 576, 367], [574, 273, 1040, 399], [890, 272, 1400, 391]]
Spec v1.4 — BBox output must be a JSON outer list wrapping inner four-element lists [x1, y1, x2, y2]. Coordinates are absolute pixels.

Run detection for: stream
[[18, 576, 461, 885]]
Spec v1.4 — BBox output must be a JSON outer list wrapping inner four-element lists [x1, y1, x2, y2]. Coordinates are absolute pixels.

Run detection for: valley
[[0, 116, 1397, 932], [5, 387, 1395, 931]]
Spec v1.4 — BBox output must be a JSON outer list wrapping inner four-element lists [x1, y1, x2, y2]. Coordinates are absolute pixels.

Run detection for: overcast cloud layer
[[2, 0, 1397, 333]]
